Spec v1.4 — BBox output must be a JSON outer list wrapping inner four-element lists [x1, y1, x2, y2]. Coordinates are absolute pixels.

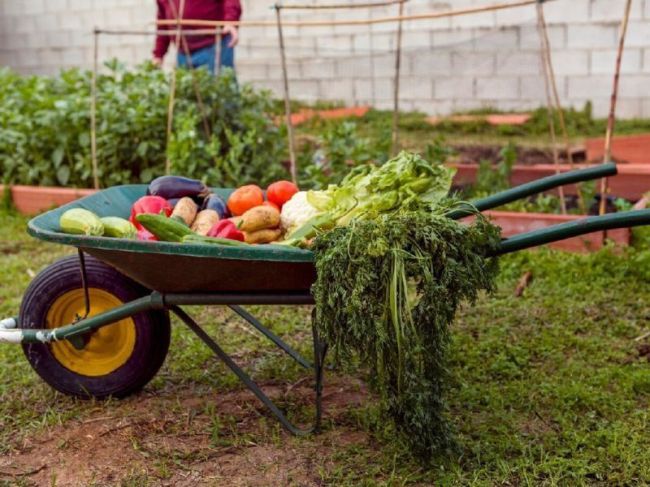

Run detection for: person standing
[[153, 0, 242, 74]]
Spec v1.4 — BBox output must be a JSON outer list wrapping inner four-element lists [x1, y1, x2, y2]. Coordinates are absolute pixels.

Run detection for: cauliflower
[[280, 191, 320, 235]]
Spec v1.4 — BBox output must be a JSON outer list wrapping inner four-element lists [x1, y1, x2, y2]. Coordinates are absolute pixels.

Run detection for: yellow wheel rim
[[46, 288, 136, 377]]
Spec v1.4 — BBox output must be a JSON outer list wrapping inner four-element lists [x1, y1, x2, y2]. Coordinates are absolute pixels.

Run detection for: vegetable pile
[[58, 175, 299, 246]]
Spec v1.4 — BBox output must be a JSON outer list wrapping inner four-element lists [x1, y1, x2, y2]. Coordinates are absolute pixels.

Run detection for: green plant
[[0, 63, 287, 188]]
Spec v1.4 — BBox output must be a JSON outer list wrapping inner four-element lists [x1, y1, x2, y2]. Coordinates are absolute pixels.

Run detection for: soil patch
[[1, 377, 370, 486]]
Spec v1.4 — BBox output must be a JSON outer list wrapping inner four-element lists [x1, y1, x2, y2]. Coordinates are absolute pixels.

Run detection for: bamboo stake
[[164, 0, 186, 175], [215, 28, 223, 76], [275, 4, 298, 184], [536, 1, 565, 214], [391, 0, 404, 156], [600, 0, 632, 216], [156, 0, 555, 28], [90, 28, 100, 190]]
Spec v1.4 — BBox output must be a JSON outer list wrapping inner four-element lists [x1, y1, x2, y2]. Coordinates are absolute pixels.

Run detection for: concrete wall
[[1, 0, 649, 117]]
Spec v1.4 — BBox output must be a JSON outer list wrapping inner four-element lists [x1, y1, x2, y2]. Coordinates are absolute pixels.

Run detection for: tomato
[[266, 180, 299, 208], [262, 200, 280, 211], [227, 185, 264, 216]]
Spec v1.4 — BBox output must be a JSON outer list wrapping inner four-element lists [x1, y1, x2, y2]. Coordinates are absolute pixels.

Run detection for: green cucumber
[[136, 213, 192, 242], [100, 217, 137, 239], [182, 234, 248, 247]]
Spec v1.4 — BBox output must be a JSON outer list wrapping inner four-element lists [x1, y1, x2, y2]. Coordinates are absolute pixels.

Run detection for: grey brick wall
[[1, 0, 649, 118]]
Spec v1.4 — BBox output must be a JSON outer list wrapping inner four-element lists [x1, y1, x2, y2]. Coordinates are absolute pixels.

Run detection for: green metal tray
[[28, 185, 316, 294]]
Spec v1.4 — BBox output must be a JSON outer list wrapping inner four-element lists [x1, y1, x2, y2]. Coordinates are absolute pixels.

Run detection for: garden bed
[[0, 185, 96, 215]]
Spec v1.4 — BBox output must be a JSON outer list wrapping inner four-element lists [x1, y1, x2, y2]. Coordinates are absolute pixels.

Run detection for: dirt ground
[[0, 378, 370, 487]]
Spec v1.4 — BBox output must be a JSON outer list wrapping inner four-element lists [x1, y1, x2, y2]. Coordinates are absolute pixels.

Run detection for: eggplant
[[201, 193, 230, 219], [147, 176, 209, 200]]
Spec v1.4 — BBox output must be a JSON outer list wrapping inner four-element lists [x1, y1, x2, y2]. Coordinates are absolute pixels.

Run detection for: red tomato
[[262, 200, 280, 211], [266, 181, 298, 208], [227, 185, 264, 216]]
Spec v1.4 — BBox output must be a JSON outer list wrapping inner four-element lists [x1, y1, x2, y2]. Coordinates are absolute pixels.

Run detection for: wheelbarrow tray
[[27, 185, 316, 294]]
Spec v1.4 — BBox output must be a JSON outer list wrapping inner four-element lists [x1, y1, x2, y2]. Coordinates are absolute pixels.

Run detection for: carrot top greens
[[312, 204, 501, 462]]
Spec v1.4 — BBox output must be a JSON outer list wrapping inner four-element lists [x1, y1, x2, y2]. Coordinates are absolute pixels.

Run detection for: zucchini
[[60, 208, 104, 236], [182, 234, 248, 247], [136, 213, 192, 242]]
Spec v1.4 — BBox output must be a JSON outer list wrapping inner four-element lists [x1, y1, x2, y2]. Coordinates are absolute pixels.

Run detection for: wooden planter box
[[480, 210, 630, 253], [286, 106, 370, 126], [451, 163, 650, 201], [586, 133, 650, 164], [0, 185, 96, 215]]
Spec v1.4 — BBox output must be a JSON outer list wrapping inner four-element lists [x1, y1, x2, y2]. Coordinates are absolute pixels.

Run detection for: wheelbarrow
[[2, 162, 649, 436]]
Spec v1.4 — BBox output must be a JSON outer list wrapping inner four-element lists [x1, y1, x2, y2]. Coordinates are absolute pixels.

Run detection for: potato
[[239, 206, 281, 233], [171, 197, 198, 226], [229, 216, 243, 228], [191, 209, 219, 236], [244, 228, 282, 244]]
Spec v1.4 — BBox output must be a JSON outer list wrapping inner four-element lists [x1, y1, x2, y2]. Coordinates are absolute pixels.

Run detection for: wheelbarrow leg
[[171, 305, 327, 436], [228, 305, 312, 369]]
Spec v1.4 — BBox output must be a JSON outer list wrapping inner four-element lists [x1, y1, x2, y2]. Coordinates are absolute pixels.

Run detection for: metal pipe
[[447, 163, 618, 220], [493, 209, 650, 256], [1, 294, 163, 345]]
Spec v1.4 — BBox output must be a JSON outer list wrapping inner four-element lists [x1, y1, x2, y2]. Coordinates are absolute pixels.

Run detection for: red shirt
[[154, 0, 242, 58]]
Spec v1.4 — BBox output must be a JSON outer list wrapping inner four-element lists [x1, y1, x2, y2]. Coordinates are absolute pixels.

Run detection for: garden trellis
[[89, 0, 633, 220]]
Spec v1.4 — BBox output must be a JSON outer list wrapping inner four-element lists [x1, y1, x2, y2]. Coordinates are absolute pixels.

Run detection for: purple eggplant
[[147, 176, 210, 200], [201, 193, 230, 219]]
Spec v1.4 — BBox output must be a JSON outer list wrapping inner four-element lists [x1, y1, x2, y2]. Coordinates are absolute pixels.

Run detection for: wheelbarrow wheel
[[20, 254, 171, 399]]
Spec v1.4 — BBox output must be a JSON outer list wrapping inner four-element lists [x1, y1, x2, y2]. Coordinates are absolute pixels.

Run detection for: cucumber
[[100, 217, 137, 239], [60, 208, 104, 236], [182, 234, 248, 247], [136, 213, 193, 242]]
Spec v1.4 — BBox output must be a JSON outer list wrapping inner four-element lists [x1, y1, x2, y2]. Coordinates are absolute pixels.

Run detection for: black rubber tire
[[20, 254, 171, 399]]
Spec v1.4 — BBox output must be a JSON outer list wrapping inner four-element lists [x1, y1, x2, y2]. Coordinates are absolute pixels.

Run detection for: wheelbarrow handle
[[492, 208, 650, 256], [447, 162, 618, 220]]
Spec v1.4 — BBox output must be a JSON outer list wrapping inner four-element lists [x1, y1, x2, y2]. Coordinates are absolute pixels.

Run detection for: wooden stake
[[165, 0, 186, 175], [536, 1, 565, 214], [391, 0, 404, 156], [600, 0, 633, 216], [275, 4, 298, 184], [90, 28, 100, 190]]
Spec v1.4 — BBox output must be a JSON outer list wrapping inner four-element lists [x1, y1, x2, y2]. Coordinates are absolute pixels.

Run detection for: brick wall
[[1, 0, 649, 118]]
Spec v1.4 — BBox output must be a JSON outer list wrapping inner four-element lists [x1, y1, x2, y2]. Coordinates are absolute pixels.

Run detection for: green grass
[[1, 209, 649, 485]]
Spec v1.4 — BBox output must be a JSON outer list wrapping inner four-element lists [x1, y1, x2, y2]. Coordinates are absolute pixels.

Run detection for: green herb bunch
[[311, 205, 501, 461]]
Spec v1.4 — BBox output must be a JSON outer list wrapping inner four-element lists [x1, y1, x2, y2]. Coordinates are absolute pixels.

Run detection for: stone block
[[590, 0, 644, 21], [544, 0, 590, 24], [336, 56, 372, 78], [567, 75, 613, 99], [475, 77, 518, 100], [434, 77, 474, 99], [409, 52, 452, 76], [399, 76, 433, 100], [451, 52, 495, 75], [495, 4, 536, 26], [496, 51, 543, 75], [625, 21, 650, 48], [567, 24, 618, 48], [551, 50, 590, 75], [473, 27, 519, 51], [300, 59, 337, 79], [450, 11, 496, 29], [519, 24, 566, 49], [432, 28, 474, 50], [590, 48, 642, 74]]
